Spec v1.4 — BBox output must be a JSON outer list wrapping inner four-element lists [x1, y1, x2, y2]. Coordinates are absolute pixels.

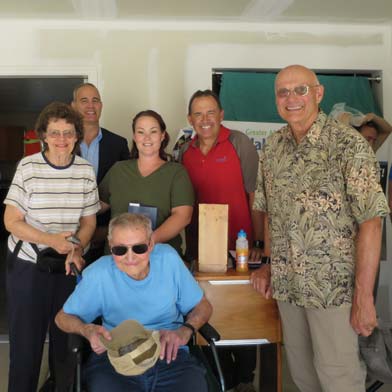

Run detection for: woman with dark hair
[[4, 101, 100, 391], [99, 110, 194, 256]]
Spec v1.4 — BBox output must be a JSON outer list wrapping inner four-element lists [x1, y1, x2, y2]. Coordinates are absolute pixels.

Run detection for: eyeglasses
[[110, 243, 149, 256], [276, 84, 320, 98], [46, 130, 76, 139]]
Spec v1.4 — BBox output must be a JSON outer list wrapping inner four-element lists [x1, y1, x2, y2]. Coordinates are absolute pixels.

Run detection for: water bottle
[[236, 229, 249, 272]]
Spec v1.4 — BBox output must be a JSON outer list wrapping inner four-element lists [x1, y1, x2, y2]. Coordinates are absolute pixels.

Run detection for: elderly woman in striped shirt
[[4, 101, 100, 392]]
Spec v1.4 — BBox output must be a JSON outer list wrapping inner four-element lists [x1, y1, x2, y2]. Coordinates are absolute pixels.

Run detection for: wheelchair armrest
[[68, 333, 85, 354], [197, 323, 225, 392], [68, 333, 86, 392], [198, 322, 220, 343]]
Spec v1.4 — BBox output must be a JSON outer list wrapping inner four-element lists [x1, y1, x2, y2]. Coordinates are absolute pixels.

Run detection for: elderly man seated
[[56, 213, 212, 392]]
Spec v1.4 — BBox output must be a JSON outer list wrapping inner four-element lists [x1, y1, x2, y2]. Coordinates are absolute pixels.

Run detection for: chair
[[366, 381, 384, 392], [68, 322, 225, 392]]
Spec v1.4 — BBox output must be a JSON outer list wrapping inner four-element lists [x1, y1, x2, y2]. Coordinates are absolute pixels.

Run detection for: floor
[[0, 342, 49, 392]]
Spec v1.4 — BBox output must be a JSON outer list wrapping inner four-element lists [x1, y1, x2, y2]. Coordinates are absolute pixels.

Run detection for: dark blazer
[[96, 128, 130, 227], [97, 128, 130, 184]]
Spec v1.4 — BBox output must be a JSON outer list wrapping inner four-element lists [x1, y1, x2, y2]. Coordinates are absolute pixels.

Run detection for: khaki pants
[[278, 301, 366, 392]]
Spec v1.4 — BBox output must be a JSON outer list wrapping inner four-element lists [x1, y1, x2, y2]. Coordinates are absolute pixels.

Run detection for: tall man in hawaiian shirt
[[251, 64, 389, 392]]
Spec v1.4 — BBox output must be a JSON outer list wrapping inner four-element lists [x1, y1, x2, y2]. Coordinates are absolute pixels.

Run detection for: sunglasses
[[276, 84, 319, 98], [111, 243, 149, 256]]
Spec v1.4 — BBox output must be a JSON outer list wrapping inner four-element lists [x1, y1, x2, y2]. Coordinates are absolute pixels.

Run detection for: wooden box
[[198, 203, 228, 273]]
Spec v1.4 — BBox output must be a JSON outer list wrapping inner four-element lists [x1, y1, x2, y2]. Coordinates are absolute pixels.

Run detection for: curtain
[[318, 74, 381, 116], [220, 72, 280, 122], [219, 71, 381, 122]]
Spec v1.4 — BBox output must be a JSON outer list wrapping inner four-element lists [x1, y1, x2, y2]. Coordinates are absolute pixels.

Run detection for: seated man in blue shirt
[[55, 213, 212, 392]]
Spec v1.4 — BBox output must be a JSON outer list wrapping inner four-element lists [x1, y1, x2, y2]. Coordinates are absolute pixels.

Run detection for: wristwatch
[[182, 322, 196, 335], [261, 256, 271, 265], [253, 240, 264, 249]]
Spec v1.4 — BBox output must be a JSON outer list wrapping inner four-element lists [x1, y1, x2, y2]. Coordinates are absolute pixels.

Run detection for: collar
[[190, 125, 230, 148], [96, 127, 103, 142], [282, 110, 327, 146], [81, 127, 103, 147]]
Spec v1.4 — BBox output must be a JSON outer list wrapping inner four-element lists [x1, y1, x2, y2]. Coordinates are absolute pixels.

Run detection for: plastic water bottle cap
[[238, 229, 247, 238]]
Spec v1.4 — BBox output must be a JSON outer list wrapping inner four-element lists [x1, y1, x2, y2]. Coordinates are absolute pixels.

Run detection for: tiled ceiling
[[0, 0, 391, 24]]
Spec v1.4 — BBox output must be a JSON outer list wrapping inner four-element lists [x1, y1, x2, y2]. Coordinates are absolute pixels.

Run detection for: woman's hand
[[152, 205, 193, 244], [4, 205, 74, 252], [48, 232, 74, 254], [65, 245, 85, 276]]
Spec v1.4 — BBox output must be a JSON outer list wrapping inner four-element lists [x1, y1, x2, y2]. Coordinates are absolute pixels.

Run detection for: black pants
[[6, 251, 76, 392], [83, 350, 207, 392]]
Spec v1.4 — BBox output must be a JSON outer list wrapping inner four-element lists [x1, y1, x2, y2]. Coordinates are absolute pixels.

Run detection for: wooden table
[[195, 269, 282, 392]]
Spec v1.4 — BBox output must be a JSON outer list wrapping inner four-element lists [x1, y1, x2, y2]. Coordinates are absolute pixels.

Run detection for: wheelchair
[[68, 322, 226, 392], [366, 381, 384, 392]]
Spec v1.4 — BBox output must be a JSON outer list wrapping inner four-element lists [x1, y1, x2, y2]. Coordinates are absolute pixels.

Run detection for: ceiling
[[0, 0, 391, 25]]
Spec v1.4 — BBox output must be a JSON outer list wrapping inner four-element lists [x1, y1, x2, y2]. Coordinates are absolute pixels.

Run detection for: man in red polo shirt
[[179, 89, 262, 392], [180, 89, 263, 260]]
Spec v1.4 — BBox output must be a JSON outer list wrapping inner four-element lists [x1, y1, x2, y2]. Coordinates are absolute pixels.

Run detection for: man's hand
[[159, 327, 192, 364], [249, 247, 263, 262], [351, 216, 381, 337], [250, 264, 272, 299], [350, 292, 377, 337], [82, 324, 112, 354]]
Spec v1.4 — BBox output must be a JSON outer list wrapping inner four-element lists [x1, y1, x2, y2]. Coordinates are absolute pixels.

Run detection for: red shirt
[[183, 126, 253, 250]]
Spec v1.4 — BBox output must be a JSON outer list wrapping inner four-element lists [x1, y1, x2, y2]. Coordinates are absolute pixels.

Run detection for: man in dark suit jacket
[[96, 127, 130, 183], [72, 82, 130, 262]]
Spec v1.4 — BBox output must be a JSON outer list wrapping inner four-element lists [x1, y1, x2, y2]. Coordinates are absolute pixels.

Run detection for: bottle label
[[237, 255, 247, 263], [236, 248, 249, 272]]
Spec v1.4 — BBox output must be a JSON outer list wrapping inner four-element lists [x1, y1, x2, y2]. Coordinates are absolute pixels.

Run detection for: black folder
[[128, 203, 158, 230]]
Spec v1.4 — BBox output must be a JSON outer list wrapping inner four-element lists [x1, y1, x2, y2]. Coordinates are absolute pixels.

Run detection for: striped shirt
[[4, 152, 100, 262]]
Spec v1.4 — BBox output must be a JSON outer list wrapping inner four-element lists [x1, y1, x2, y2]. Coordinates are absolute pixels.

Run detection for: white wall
[[1, 20, 391, 141], [0, 19, 391, 318]]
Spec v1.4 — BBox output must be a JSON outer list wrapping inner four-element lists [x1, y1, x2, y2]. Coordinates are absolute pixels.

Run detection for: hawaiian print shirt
[[254, 111, 389, 308]]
